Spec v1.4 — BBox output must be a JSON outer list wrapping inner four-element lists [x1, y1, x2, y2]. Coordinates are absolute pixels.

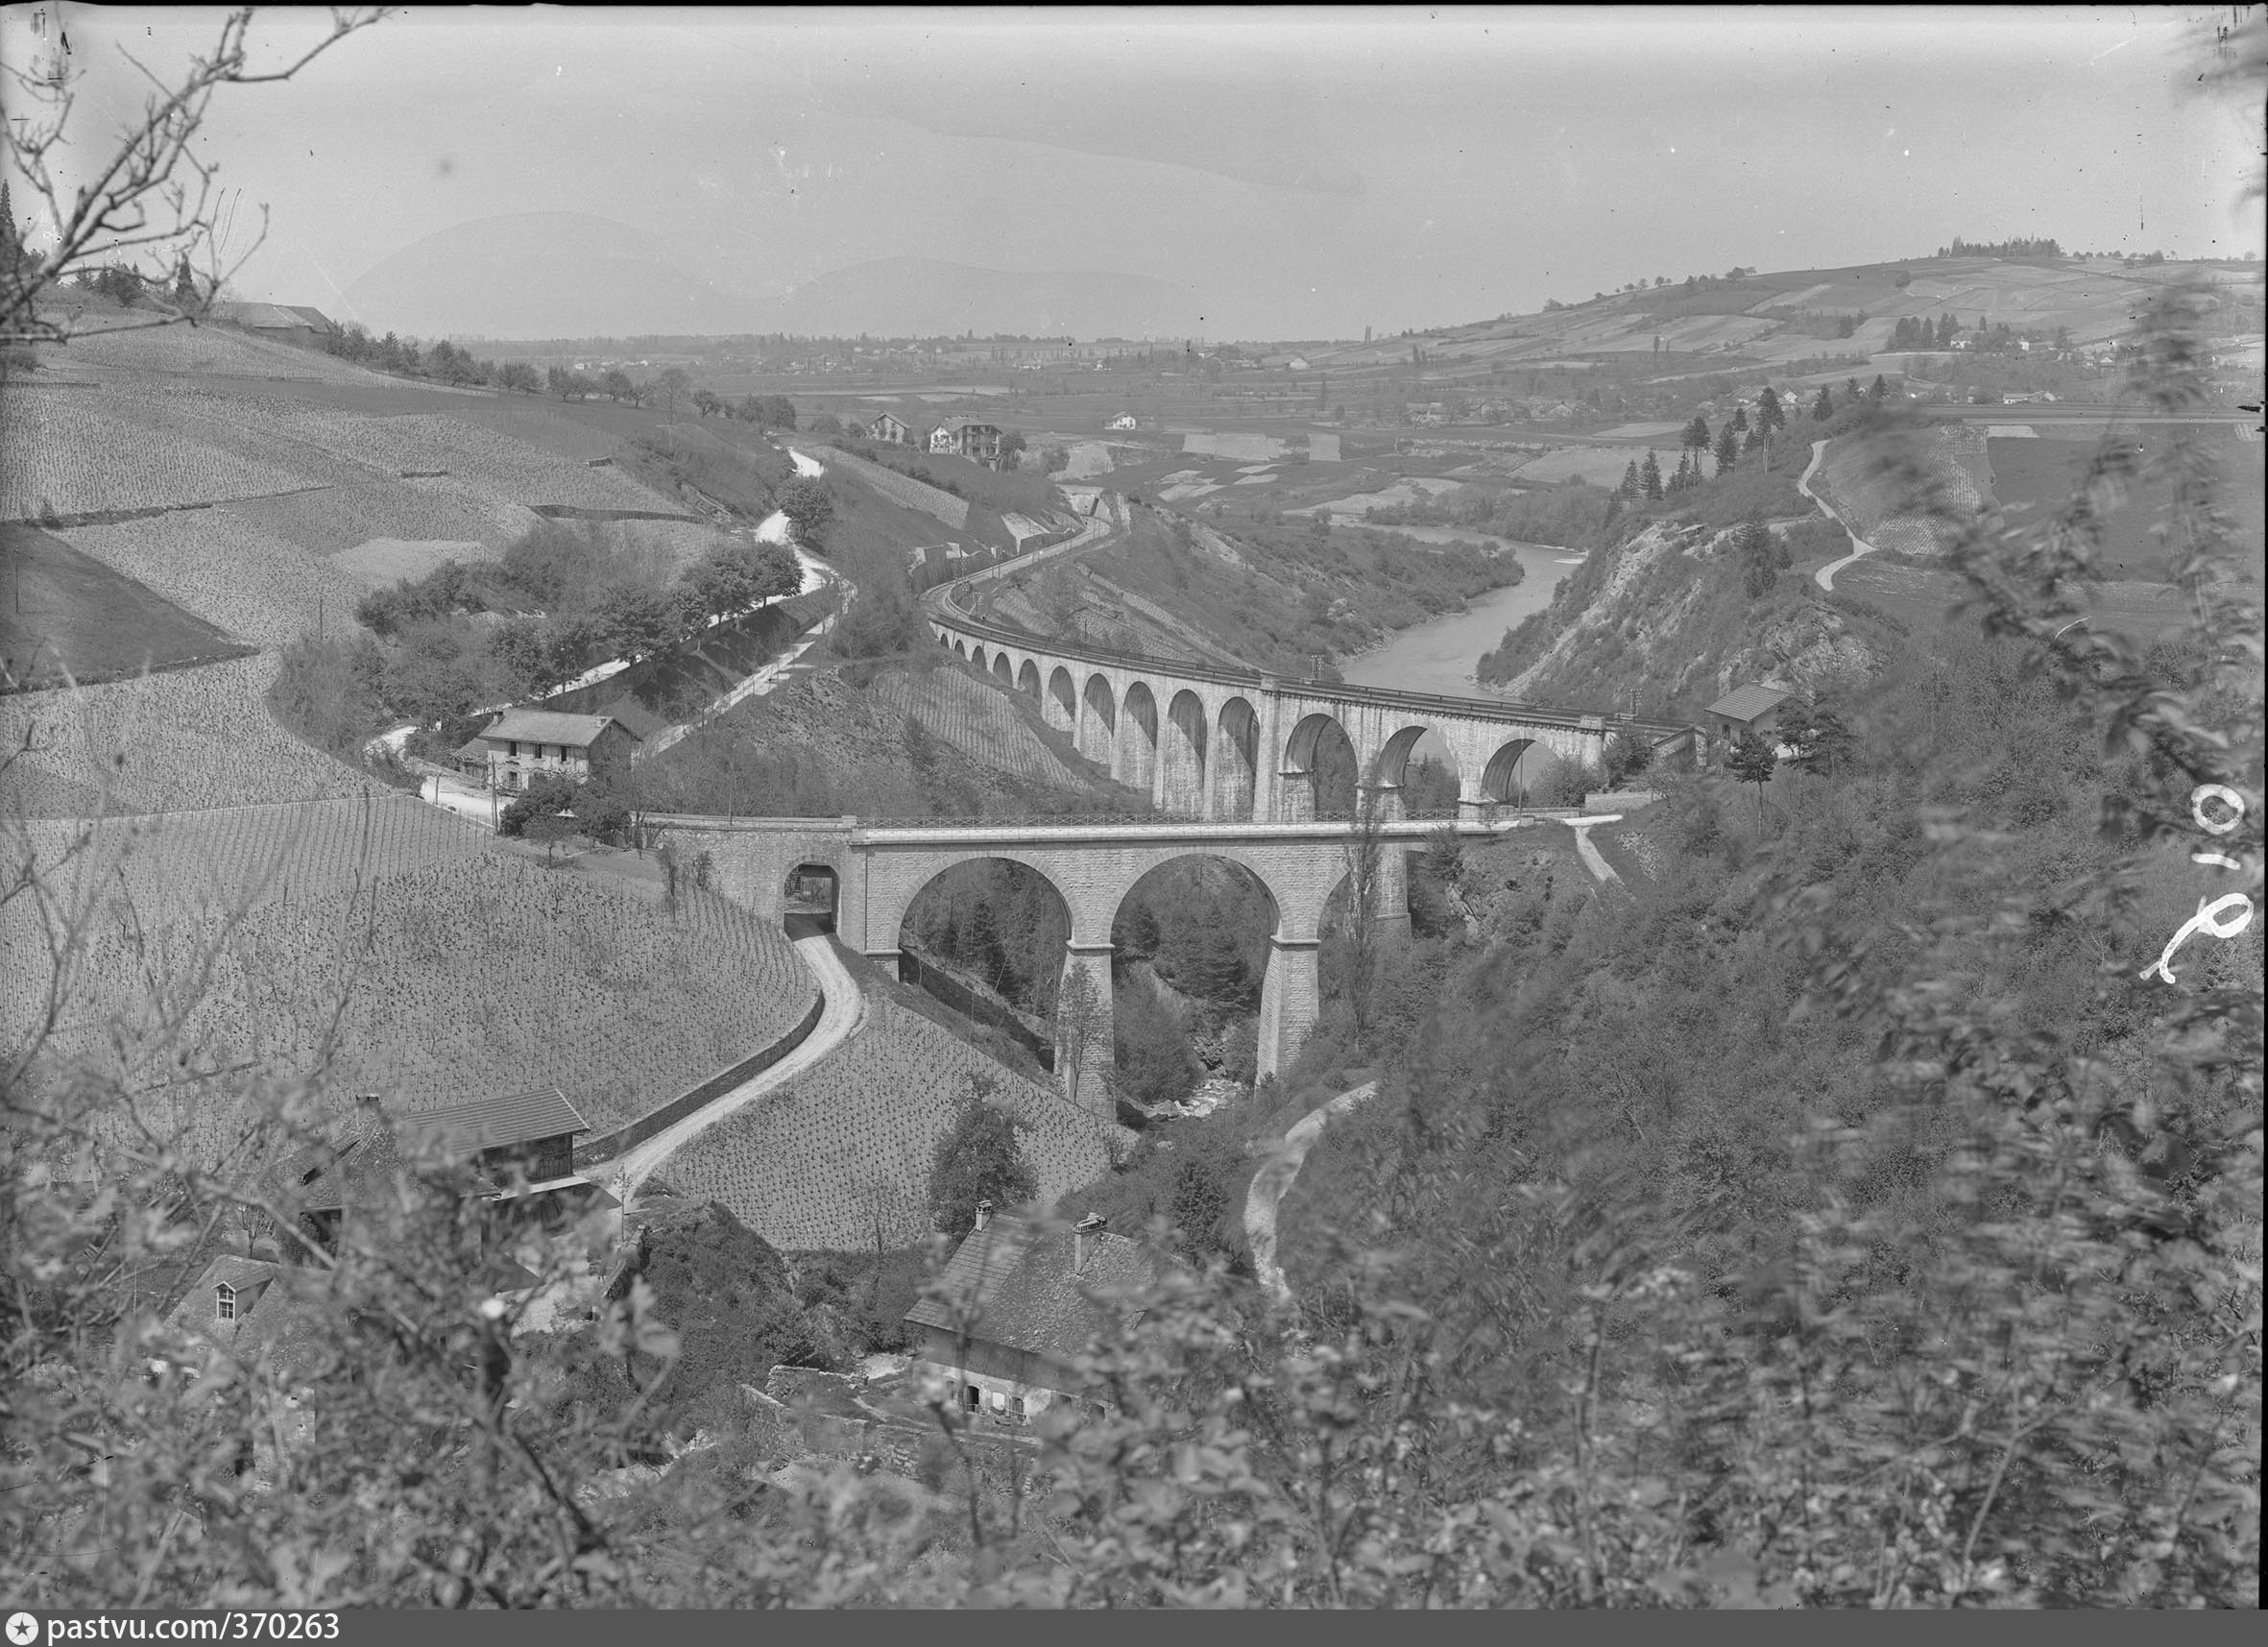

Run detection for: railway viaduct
[[925, 560, 1697, 823], [652, 811, 1556, 1113], [649, 504, 1689, 1112]]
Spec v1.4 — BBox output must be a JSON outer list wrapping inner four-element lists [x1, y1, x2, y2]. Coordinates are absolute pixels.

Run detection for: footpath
[[1801, 438, 1881, 592]]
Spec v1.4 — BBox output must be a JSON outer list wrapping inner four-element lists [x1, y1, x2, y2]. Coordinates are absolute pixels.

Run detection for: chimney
[[1074, 1212, 1105, 1276], [975, 1199, 993, 1233]]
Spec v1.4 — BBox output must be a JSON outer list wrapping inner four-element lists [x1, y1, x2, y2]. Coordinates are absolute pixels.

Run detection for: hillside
[[1308, 254, 2264, 380], [656, 961, 1113, 1251], [3, 798, 816, 1168], [973, 502, 1526, 678], [636, 660, 1149, 821]]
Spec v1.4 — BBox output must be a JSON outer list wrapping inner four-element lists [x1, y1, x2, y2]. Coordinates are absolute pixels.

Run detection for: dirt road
[[605, 929, 866, 1195]]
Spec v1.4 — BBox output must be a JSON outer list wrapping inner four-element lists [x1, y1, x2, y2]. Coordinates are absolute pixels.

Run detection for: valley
[[7, 20, 2259, 1593]]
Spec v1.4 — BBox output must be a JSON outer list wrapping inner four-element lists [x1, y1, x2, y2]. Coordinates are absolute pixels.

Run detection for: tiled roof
[[164, 1256, 331, 1382], [279, 305, 336, 330], [478, 710, 637, 748], [400, 1086, 589, 1158], [904, 1213, 1162, 1363], [1705, 684, 1792, 723]]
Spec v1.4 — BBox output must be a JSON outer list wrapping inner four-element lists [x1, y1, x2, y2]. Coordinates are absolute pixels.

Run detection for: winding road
[[1801, 438, 1880, 592], [1245, 1080, 1379, 1307], [609, 930, 867, 1195]]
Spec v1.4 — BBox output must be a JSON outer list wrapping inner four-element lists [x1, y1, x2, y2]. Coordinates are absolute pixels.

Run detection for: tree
[[1757, 386, 1785, 432], [1734, 520, 1781, 597], [601, 368, 638, 403], [1, 9, 385, 346], [1640, 449, 1663, 499], [521, 810, 577, 864], [1618, 459, 1640, 499], [1775, 697, 1853, 778], [1730, 403, 1749, 434], [1868, 373, 1888, 401], [998, 428, 1027, 470], [1713, 424, 1739, 476], [1604, 729, 1654, 788], [1725, 726, 1778, 811], [926, 1079, 1037, 1235], [1681, 414, 1711, 453], [780, 477, 832, 549], [657, 368, 691, 419], [1167, 1156, 1231, 1260], [1054, 959, 1108, 1113], [1811, 385, 1834, 421]]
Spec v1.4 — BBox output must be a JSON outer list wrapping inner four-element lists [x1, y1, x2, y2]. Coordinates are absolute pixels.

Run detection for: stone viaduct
[[925, 569, 1697, 824], [652, 812, 1552, 1114]]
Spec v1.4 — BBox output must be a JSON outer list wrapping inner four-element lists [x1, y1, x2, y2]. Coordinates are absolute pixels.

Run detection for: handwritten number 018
[[2140, 785, 2255, 984]]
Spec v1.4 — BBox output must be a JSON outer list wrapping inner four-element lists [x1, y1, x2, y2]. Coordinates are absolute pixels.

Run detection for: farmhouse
[[867, 412, 914, 446], [461, 709, 639, 791], [905, 1206, 1164, 1423], [1705, 683, 1792, 754], [934, 420, 1005, 466], [1107, 413, 1140, 431]]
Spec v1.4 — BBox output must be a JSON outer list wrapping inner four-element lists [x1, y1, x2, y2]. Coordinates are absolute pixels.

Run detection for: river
[[1339, 539, 1582, 697]]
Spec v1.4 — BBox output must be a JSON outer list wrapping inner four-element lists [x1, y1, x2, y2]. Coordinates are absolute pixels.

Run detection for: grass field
[[658, 960, 1111, 1250], [0, 523, 256, 690], [4, 810, 818, 1169]]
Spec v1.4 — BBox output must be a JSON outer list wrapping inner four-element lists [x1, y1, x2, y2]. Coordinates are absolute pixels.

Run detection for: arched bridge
[[924, 544, 1696, 822], [652, 811, 1556, 1112]]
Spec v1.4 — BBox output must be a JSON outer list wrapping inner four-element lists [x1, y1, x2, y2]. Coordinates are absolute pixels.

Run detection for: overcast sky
[[9, 4, 2259, 340]]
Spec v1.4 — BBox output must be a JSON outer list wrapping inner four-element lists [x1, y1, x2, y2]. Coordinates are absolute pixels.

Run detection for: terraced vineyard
[[5, 845, 817, 1167], [40, 319, 408, 383], [0, 388, 358, 519], [661, 985, 1111, 1250], [222, 476, 543, 557], [0, 655, 378, 817], [60, 512, 369, 645]]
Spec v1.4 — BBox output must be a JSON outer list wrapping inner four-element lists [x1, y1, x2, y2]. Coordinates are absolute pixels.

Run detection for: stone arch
[[992, 652, 1014, 689], [1480, 736, 1548, 805], [1046, 666, 1078, 733], [1281, 711, 1358, 821], [1017, 659, 1041, 700], [954, 639, 969, 662], [1162, 690, 1210, 815], [1079, 673, 1118, 767], [1211, 696, 1261, 821], [783, 862, 840, 932], [969, 644, 987, 673], [1368, 725, 1464, 818], [1119, 681, 1160, 797]]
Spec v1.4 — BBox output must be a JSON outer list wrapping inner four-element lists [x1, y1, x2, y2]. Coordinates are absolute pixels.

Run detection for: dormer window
[[214, 1283, 237, 1321]]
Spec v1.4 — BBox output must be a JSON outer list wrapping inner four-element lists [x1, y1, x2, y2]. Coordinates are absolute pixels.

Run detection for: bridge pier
[[1256, 933, 1322, 1082], [1056, 939, 1117, 1121]]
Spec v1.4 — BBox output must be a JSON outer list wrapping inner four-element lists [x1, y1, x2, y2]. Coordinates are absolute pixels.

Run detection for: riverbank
[[1339, 541, 1584, 697]]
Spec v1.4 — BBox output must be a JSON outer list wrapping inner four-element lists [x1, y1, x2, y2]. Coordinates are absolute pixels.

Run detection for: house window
[[964, 1383, 981, 1412], [1012, 1396, 1027, 1422], [508, 740, 519, 757], [214, 1284, 236, 1321]]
